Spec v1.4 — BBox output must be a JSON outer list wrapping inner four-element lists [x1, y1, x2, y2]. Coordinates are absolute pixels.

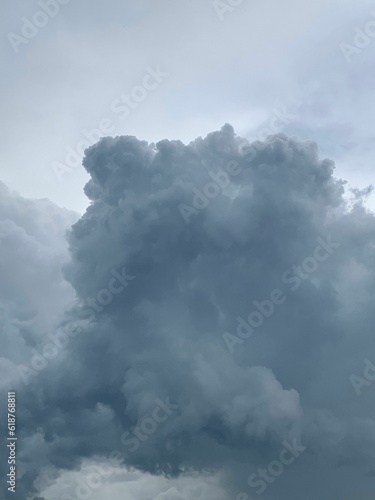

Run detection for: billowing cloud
[[4, 126, 375, 499], [36, 464, 227, 500], [0, 182, 77, 498]]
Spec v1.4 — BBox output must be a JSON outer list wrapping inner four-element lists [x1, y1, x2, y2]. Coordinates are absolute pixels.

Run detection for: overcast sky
[[2, 1, 375, 500], [1, 0, 375, 213]]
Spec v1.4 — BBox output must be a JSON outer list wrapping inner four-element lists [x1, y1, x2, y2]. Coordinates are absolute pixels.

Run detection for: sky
[[1, 0, 375, 213], [1, 1, 375, 499]]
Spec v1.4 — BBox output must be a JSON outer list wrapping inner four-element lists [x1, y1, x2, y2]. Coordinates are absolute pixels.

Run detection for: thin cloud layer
[[3, 126, 375, 499]]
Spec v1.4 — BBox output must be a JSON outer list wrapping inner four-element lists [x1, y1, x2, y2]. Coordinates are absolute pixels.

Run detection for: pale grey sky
[[1, 0, 375, 213]]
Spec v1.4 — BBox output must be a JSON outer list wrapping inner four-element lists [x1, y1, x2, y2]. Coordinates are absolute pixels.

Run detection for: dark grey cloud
[[3, 126, 375, 499]]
